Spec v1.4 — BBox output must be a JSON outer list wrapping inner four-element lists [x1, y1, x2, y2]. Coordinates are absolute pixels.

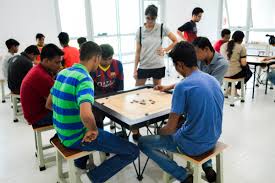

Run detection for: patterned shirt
[[51, 63, 94, 147]]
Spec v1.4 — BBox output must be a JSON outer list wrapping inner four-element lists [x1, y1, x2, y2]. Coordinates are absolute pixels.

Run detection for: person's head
[[5, 39, 20, 54], [58, 32, 70, 47], [169, 41, 198, 77], [221, 29, 231, 42], [145, 5, 158, 26], [192, 37, 215, 62], [36, 33, 45, 47], [100, 44, 114, 67], [40, 44, 64, 74], [77, 37, 87, 48], [80, 41, 102, 72], [24, 45, 40, 61], [192, 7, 204, 22], [226, 30, 245, 59]]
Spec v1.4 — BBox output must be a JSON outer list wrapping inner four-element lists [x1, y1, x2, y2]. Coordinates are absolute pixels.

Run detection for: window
[[58, 0, 87, 38], [226, 0, 247, 27], [251, 0, 275, 29]]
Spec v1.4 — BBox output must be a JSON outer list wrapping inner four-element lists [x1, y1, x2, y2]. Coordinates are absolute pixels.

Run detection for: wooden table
[[94, 85, 173, 180], [247, 56, 275, 99]]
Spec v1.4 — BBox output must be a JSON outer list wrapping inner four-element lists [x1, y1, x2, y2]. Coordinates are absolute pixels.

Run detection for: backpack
[[139, 23, 164, 47]]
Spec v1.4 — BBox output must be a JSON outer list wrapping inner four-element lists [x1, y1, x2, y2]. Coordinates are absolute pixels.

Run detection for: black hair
[[227, 30, 245, 59], [80, 41, 102, 61], [100, 44, 114, 59], [192, 7, 204, 16], [24, 45, 40, 55], [40, 43, 64, 61], [36, 33, 45, 40], [221, 29, 231, 38], [58, 32, 69, 45], [77, 37, 87, 46], [169, 41, 198, 67], [5, 39, 20, 49], [145, 4, 158, 17], [192, 37, 215, 53]]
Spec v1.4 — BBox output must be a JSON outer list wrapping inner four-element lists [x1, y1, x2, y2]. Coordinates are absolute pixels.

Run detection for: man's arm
[[45, 94, 52, 110], [211, 60, 229, 85], [158, 113, 182, 135]]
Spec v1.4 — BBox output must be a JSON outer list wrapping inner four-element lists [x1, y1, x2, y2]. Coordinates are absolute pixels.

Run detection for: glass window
[[251, 0, 275, 29], [58, 0, 87, 37], [94, 36, 119, 55], [119, 0, 140, 34], [120, 35, 136, 54], [227, 0, 247, 27], [91, 0, 117, 36]]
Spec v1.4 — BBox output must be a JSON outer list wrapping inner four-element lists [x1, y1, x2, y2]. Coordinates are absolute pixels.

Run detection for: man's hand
[[154, 84, 175, 92], [262, 57, 272, 62], [82, 129, 98, 143]]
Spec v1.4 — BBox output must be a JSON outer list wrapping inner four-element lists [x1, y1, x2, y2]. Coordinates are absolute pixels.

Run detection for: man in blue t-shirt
[[138, 41, 224, 183]]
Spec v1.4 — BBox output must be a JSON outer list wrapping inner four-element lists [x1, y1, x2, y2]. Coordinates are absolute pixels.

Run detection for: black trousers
[[227, 66, 252, 89]]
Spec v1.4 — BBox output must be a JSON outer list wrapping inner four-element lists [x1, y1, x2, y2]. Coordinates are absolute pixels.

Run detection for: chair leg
[[241, 79, 245, 102], [36, 131, 46, 171], [216, 153, 224, 183], [12, 96, 18, 122], [163, 171, 171, 183], [193, 164, 201, 183], [230, 82, 235, 107], [56, 151, 64, 180], [99, 152, 106, 163], [1, 81, 5, 103], [68, 159, 78, 183]]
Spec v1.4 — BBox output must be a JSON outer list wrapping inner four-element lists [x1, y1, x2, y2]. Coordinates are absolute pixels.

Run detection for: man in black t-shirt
[[177, 7, 204, 43], [8, 45, 40, 94]]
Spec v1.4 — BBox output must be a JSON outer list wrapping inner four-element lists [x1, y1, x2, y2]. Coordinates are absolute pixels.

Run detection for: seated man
[[8, 45, 40, 94], [2, 39, 20, 80], [213, 29, 231, 53], [20, 44, 63, 127], [155, 37, 228, 91], [90, 44, 124, 129], [139, 41, 224, 183], [58, 32, 80, 68], [46, 41, 139, 183]]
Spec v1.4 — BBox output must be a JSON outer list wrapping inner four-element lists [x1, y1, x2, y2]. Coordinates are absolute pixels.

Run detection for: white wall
[[0, 0, 60, 54], [164, 0, 220, 42]]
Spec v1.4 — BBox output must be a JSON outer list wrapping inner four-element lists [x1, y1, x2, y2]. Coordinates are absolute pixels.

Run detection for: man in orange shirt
[[35, 33, 45, 65], [58, 32, 80, 68]]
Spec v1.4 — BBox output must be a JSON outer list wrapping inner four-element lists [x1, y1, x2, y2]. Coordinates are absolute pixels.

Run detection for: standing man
[[58, 32, 80, 68], [46, 41, 139, 183], [177, 7, 204, 43], [213, 29, 231, 53], [8, 45, 40, 94], [35, 33, 45, 64]]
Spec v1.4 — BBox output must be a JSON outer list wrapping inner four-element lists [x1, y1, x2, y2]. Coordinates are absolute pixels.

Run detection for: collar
[[99, 64, 110, 72], [209, 52, 219, 65], [73, 63, 89, 74]]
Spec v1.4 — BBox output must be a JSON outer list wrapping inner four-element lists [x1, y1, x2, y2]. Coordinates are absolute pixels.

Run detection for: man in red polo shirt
[[58, 32, 80, 68], [20, 44, 63, 127], [213, 29, 231, 53]]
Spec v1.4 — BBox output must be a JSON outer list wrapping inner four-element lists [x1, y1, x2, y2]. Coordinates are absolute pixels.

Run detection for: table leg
[[265, 66, 270, 94], [252, 65, 257, 99]]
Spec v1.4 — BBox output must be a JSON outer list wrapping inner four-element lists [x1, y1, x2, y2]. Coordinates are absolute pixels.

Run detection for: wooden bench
[[11, 93, 22, 122], [163, 142, 228, 183], [223, 78, 245, 107], [33, 124, 54, 171], [50, 136, 106, 183]]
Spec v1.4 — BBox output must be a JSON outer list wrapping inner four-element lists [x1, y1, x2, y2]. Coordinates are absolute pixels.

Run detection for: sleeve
[[116, 61, 124, 91], [211, 58, 229, 85], [162, 24, 171, 37], [171, 84, 186, 115], [135, 28, 141, 44], [240, 46, 247, 58], [76, 78, 94, 106], [178, 22, 192, 32], [38, 76, 54, 99]]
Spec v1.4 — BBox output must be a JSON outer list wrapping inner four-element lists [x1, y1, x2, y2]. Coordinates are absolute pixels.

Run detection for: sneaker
[[203, 167, 216, 182], [181, 174, 193, 183], [132, 133, 141, 141]]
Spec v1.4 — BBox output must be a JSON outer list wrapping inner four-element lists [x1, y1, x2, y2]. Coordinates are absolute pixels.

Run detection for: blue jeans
[[268, 70, 275, 85], [138, 135, 212, 182], [33, 111, 53, 127], [70, 129, 139, 183]]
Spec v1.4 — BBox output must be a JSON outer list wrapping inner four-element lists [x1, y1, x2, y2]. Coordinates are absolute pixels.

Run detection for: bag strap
[[160, 23, 163, 45], [139, 26, 142, 47]]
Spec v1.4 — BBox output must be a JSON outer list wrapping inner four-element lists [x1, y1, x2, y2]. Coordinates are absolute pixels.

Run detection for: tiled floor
[[0, 63, 275, 183]]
